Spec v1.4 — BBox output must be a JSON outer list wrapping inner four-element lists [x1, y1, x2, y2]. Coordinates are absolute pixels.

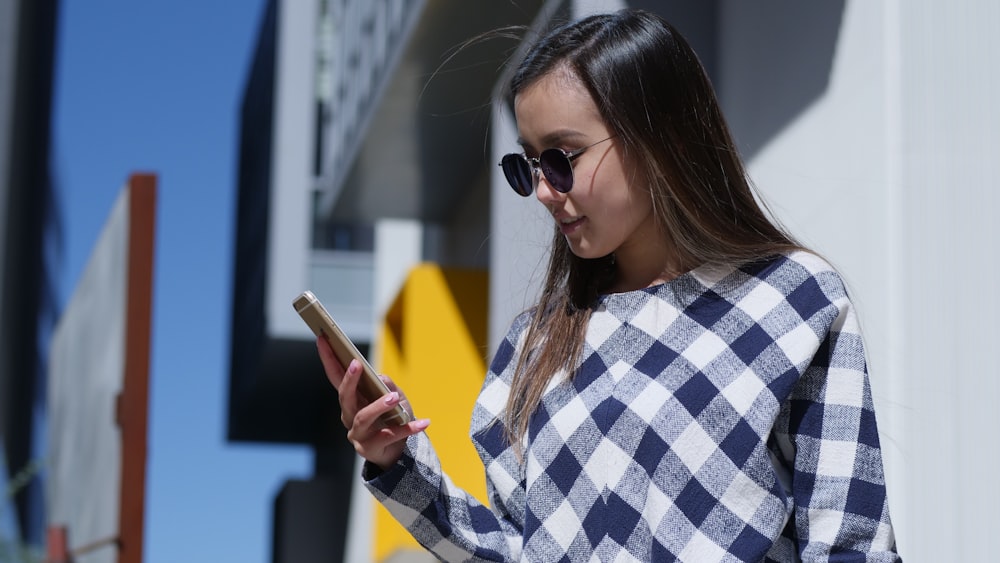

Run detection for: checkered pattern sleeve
[[362, 433, 522, 561], [768, 270, 899, 560], [361, 313, 533, 562]]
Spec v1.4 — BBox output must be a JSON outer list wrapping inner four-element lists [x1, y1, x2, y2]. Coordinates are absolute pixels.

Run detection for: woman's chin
[[565, 241, 608, 260]]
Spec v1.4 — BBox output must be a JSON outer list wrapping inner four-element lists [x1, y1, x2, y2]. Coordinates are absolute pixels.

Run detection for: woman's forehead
[[513, 70, 602, 144], [515, 64, 585, 102]]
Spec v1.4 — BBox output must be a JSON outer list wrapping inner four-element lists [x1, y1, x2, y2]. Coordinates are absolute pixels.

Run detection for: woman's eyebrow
[[516, 129, 589, 149]]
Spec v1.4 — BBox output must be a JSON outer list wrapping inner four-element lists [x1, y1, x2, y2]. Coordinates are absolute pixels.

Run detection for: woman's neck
[[608, 237, 686, 293]]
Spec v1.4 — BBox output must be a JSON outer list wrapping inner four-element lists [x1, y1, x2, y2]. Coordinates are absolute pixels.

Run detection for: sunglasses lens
[[539, 149, 573, 193], [501, 154, 534, 196]]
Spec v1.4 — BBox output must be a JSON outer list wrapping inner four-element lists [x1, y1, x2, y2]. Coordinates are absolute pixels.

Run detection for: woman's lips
[[558, 216, 585, 235]]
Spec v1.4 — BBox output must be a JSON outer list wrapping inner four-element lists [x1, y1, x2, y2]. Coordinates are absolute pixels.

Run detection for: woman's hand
[[316, 336, 430, 471]]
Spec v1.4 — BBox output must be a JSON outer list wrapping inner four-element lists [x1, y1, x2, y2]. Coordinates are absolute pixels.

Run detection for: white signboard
[[46, 175, 155, 563]]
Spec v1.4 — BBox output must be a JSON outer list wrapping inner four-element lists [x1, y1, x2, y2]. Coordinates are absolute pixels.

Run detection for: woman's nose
[[534, 173, 566, 205]]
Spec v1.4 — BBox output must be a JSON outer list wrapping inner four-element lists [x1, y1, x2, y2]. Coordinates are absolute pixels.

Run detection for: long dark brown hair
[[503, 9, 803, 451]]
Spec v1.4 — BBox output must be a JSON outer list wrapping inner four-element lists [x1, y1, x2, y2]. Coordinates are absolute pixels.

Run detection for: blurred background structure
[[228, 1, 543, 560], [0, 0, 60, 555], [2, 0, 999, 562]]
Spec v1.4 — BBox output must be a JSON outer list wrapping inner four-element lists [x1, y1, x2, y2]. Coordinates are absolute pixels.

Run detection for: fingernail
[[384, 392, 399, 405], [348, 360, 361, 375], [414, 418, 430, 430]]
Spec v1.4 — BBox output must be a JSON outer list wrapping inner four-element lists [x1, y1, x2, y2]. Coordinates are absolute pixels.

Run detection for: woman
[[318, 8, 900, 562]]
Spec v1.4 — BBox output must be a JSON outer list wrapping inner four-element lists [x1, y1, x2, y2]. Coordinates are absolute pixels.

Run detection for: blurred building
[[229, 2, 545, 561], [0, 0, 61, 551], [230, 0, 1000, 561]]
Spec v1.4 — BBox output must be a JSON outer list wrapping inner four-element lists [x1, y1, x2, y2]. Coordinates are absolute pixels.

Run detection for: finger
[[316, 336, 347, 390], [363, 419, 431, 449], [337, 359, 366, 426], [348, 417, 431, 468], [353, 389, 420, 434], [375, 375, 415, 418], [349, 411, 430, 443], [382, 417, 431, 439]]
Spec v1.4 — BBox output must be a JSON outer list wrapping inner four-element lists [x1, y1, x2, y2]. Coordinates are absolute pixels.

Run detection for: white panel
[[343, 458, 374, 563], [897, 0, 1000, 559], [46, 185, 130, 563], [573, 0, 625, 19], [880, 0, 909, 546], [372, 219, 422, 323], [342, 218, 423, 563], [308, 250, 375, 342], [268, 0, 319, 338], [489, 102, 550, 355]]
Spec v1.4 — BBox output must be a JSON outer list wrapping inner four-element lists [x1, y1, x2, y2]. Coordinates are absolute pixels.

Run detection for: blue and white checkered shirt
[[366, 252, 900, 562]]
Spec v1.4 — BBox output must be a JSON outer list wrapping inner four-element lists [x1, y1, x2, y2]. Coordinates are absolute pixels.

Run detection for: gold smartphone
[[293, 290, 412, 426]]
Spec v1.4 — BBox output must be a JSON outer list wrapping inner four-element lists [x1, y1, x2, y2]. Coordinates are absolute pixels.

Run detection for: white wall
[[891, 1, 1000, 558], [267, 0, 319, 339], [488, 101, 551, 352]]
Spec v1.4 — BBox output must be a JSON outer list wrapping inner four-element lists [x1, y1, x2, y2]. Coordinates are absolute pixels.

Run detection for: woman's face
[[513, 68, 656, 262]]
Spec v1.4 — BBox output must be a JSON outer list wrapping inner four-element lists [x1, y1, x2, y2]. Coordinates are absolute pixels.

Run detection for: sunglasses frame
[[499, 136, 614, 197]]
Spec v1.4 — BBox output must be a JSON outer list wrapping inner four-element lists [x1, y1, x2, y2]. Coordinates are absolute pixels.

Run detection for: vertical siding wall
[[895, 1, 1000, 558]]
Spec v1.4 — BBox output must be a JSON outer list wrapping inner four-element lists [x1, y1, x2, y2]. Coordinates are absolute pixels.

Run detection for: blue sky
[[53, 2, 312, 561]]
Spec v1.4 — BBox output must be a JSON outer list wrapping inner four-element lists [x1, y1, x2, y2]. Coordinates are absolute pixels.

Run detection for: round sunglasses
[[499, 136, 614, 196]]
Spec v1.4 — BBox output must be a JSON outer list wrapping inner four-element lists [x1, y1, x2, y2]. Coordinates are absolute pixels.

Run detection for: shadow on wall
[[628, 0, 845, 158], [713, 0, 846, 160]]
